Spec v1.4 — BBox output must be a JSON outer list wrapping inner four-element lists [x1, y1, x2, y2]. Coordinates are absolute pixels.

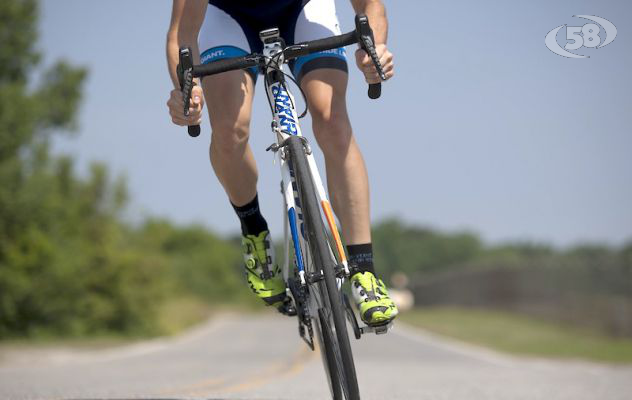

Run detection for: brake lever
[[359, 35, 386, 81], [355, 14, 385, 99], [178, 47, 201, 137]]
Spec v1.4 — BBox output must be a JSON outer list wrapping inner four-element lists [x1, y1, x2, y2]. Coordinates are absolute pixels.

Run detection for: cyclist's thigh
[[301, 69, 349, 124], [202, 72, 255, 134], [199, 4, 256, 132]]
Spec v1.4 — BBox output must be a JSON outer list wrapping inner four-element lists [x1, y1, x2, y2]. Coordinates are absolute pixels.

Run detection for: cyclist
[[166, 0, 398, 326]]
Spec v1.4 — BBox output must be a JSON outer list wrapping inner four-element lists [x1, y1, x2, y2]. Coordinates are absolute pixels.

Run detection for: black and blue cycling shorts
[[199, 0, 348, 83]]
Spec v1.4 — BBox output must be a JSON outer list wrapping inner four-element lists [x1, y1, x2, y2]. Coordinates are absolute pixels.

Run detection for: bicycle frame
[[259, 33, 361, 398], [259, 31, 349, 293]]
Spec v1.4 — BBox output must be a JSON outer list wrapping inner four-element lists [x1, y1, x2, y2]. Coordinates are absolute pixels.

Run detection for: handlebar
[[178, 14, 385, 137], [192, 55, 259, 79], [283, 31, 358, 58]]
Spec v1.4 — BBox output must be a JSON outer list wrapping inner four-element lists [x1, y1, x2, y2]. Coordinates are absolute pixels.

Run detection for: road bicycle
[[177, 14, 390, 400]]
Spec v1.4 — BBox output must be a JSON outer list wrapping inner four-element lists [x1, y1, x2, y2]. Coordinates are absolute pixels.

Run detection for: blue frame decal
[[288, 207, 305, 273], [271, 84, 298, 135]]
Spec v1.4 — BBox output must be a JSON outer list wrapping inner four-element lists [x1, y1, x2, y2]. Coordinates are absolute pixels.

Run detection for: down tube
[[279, 151, 307, 284]]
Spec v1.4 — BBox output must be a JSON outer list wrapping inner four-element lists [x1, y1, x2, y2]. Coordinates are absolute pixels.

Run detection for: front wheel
[[287, 136, 360, 400], [317, 308, 343, 400]]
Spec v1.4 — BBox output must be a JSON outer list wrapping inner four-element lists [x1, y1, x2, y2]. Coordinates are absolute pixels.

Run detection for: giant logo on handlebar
[[271, 85, 298, 135]]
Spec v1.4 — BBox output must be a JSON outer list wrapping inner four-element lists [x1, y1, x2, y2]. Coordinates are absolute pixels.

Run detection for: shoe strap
[[244, 236, 273, 279]]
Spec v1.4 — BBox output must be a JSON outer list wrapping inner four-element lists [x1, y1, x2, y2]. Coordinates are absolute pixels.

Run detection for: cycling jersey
[[199, 0, 348, 82]]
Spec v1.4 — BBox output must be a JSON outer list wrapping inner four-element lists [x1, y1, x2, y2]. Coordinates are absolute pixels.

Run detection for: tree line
[[0, 0, 252, 338]]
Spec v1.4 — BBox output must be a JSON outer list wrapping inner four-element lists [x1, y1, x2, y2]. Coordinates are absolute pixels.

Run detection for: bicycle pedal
[[276, 297, 297, 317], [360, 321, 393, 335]]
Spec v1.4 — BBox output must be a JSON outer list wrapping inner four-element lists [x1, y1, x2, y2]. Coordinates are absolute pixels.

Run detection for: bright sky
[[41, 0, 631, 246]]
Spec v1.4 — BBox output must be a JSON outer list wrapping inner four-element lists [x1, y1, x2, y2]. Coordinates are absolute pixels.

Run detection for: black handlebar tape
[[182, 76, 200, 137], [182, 82, 200, 137], [188, 125, 201, 137], [368, 83, 381, 99], [192, 56, 258, 78], [286, 31, 357, 59], [178, 48, 201, 138], [364, 41, 386, 81], [355, 14, 385, 99]]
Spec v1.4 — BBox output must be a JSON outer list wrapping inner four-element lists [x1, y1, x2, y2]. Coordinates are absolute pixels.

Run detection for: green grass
[[155, 296, 215, 336], [400, 307, 632, 363], [155, 295, 264, 335], [0, 296, 213, 351]]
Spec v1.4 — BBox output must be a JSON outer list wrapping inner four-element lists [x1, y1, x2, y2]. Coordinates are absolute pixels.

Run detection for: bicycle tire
[[318, 308, 343, 400], [287, 136, 361, 400]]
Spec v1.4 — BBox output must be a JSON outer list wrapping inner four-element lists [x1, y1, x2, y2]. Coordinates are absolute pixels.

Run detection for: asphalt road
[[1, 313, 631, 400]]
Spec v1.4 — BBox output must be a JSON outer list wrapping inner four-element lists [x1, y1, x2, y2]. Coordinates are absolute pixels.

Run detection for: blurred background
[[1, 0, 631, 363]]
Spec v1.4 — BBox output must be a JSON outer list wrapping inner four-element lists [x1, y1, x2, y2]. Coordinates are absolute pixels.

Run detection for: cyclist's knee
[[203, 71, 254, 155], [210, 118, 250, 154], [312, 109, 353, 158]]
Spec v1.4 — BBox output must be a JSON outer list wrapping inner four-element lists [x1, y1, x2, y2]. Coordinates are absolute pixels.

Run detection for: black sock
[[346, 243, 375, 275], [231, 194, 268, 236]]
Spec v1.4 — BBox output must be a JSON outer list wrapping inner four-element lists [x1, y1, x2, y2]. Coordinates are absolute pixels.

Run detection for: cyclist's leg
[[290, 0, 369, 244], [302, 71, 398, 324], [204, 74, 287, 307], [292, 0, 398, 325], [301, 70, 371, 246], [199, 4, 287, 308], [198, 4, 258, 207], [204, 72, 257, 206]]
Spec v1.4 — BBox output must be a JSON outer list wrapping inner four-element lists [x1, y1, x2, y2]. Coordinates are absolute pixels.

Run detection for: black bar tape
[[302, 31, 357, 55], [188, 125, 201, 137], [368, 83, 381, 99], [285, 31, 357, 60], [192, 56, 258, 78]]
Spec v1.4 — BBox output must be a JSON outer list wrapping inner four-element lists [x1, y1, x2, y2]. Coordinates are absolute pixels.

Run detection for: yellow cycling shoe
[[242, 231, 287, 307], [350, 271, 399, 326]]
